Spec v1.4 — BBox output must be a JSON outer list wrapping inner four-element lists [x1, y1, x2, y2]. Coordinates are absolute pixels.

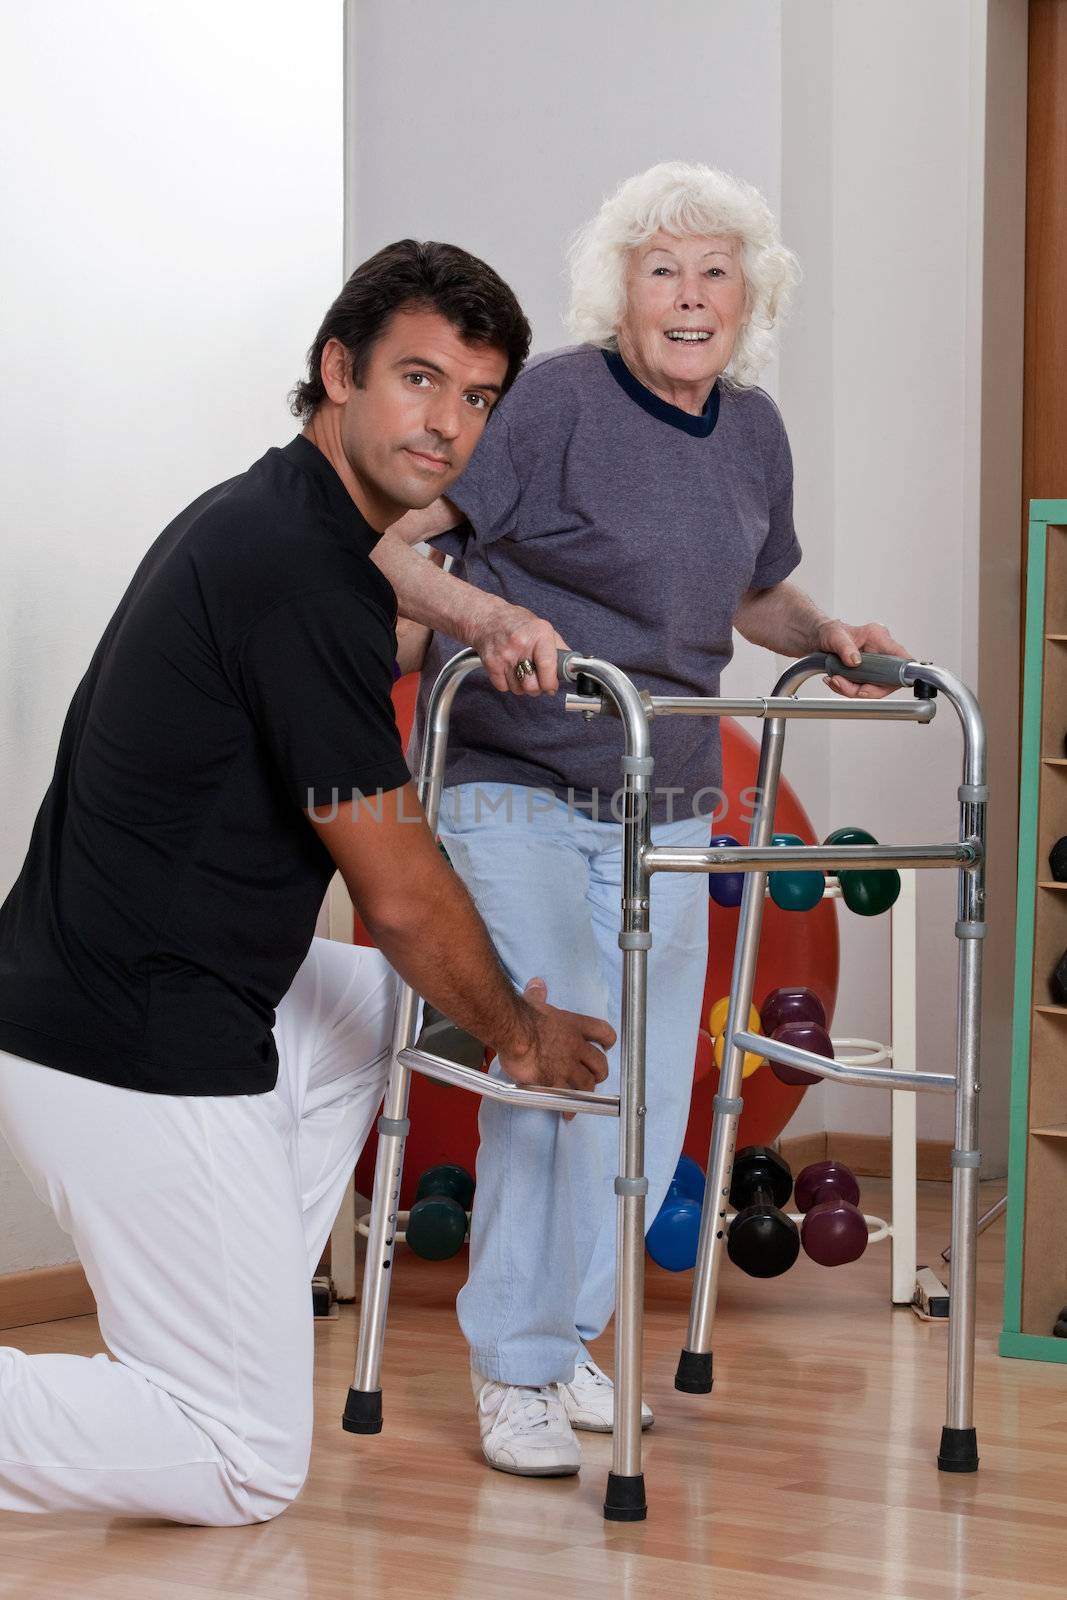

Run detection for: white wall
[[801, 0, 976, 1145], [346, 0, 1024, 1165], [0, 0, 344, 1273], [779, 0, 1024, 1160]]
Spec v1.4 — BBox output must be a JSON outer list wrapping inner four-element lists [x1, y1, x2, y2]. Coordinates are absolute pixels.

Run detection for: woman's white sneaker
[[473, 1375, 582, 1476], [556, 1358, 655, 1433]]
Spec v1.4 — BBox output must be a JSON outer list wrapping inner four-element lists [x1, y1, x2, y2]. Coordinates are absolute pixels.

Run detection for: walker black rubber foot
[[603, 1471, 647, 1522], [342, 1387, 382, 1435], [938, 1426, 979, 1473], [674, 1348, 713, 1393]]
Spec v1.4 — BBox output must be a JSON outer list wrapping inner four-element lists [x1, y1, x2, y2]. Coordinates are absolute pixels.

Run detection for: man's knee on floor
[[217, 1440, 312, 1527]]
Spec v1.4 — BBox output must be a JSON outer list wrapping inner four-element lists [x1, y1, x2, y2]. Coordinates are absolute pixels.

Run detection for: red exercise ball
[[355, 687, 840, 1208]]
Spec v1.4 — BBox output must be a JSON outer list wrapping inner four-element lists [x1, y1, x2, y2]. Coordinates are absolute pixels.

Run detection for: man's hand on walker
[[468, 600, 569, 697], [816, 619, 912, 699], [498, 977, 615, 1115]]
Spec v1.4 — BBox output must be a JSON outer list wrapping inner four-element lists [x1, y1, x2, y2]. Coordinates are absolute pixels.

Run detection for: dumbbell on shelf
[[415, 1004, 486, 1070], [646, 1156, 706, 1272], [760, 985, 833, 1087], [1051, 950, 1067, 1008], [726, 1146, 800, 1278], [707, 995, 766, 1078], [824, 825, 901, 916], [768, 833, 825, 912], [707, 834, 745, 907], [794, 1159, 869, 1266], [404, 1163, 475, 1260]]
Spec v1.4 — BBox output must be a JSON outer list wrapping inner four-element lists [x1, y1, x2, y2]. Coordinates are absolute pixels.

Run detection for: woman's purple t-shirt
[[416, 344, 802, 824]]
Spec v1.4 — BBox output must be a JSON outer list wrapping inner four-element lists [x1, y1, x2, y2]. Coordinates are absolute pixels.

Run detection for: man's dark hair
[[289, 239, 532, 421]]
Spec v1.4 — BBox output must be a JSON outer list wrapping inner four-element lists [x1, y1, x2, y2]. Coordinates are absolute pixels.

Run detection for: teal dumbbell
[[768, 832, 825, 912], [405, 1164, 475, 1260]]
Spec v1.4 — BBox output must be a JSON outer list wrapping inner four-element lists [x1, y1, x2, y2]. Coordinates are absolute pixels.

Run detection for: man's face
[[332, 307, 508, 523]]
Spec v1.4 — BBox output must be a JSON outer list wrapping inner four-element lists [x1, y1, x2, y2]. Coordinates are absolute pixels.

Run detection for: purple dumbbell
[[770, 1019, 834, 1086], [794, 1159, 868, 1267]]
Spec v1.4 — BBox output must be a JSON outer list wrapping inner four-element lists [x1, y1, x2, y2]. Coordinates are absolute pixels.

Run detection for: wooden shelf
[[1003, 509, 1067, 1356]]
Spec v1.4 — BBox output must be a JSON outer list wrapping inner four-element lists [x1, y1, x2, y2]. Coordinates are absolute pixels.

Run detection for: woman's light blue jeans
[[437, 783, 710, 1386]]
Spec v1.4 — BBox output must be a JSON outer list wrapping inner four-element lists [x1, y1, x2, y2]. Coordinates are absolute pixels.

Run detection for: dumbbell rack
[[805, 866, 934, 1309], [342, 647, 985, 1520]]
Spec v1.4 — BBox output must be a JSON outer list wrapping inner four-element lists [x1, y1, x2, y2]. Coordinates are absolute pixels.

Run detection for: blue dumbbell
[[708, 835, 744, 907], [646, 1155, 707, 1271]]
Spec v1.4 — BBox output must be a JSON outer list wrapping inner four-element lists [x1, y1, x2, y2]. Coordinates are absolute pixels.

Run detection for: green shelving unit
[[1001, 501, 1067, 1363]]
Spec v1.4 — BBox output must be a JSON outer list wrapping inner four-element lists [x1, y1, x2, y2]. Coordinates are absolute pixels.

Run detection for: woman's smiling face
[[616, 231, 749, 414]]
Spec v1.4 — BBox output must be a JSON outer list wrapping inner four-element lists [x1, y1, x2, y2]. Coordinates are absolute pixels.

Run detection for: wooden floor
[[0, 1179, 1063, 1600]]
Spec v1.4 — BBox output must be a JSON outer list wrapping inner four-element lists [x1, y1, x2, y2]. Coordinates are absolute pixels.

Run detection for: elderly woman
[[374, 162, 907, 1478]]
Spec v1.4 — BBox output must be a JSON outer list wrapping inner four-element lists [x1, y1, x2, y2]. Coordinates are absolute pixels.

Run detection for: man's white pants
[[0, 936, 396, 1526]]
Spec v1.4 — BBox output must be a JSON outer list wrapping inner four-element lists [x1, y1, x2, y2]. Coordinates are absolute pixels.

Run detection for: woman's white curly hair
[[567, 161, 800, 388]]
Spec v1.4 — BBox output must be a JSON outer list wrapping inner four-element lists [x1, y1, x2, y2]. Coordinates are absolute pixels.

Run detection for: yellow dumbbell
[[707, 996, 765, 1079]]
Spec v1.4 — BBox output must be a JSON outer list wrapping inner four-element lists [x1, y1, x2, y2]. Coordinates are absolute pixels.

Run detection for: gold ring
[[514, 658, 535, 682]]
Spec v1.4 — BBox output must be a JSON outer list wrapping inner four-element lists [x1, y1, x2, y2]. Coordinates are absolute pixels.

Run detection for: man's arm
[[734, 580, 911, 699], [310, 784, 615, 1093], [373, 508, 567, 697]]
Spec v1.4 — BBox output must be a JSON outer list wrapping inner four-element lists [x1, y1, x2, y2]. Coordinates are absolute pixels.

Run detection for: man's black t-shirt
[[0, 436, 410, 1095]]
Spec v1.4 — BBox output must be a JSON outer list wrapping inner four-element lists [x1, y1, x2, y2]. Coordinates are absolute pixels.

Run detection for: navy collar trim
[[280, 435, 382, 548], [602, 349, 720, 437]]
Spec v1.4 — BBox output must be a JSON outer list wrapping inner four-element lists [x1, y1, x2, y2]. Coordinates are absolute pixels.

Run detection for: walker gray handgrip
[[823, 651, 911, 688]]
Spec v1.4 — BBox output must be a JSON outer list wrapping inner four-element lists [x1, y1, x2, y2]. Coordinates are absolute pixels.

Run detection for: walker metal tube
[[397, 1045, 621, 1117], [924, 664, 985, 1473], [566, 694, 936, 723], [675, 664, 797, 1393], [345, 981, 420, 1432], [559, 656, 654, 1522], [647, 843, 977, 874], [733, 1030, 956, 1094], [345, 651, 482, 1433]]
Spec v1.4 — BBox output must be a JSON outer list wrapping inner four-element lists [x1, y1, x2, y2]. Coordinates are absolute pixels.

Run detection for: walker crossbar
[[567, 693, 938, 723], [344, 645, 986, 1519], [647, 843, 978, 873], [396, 1045, 621, 1117], [733, 1030, 957, 1095]]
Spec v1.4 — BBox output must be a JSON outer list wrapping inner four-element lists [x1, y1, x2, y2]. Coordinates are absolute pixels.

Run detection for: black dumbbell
[[416, 1004, 486, 1070], [1053, 1304, 1067, 1339], [1052, 949, 1067, 1007], [405, 1164, 475, 1260], [1050, 836, 1067, 883], [727, 1146, 800, 1278]]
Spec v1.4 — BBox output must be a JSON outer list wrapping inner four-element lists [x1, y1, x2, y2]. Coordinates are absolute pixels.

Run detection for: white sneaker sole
[[566, 1411, 654, 1434], [481, 1446, 580, 1477]]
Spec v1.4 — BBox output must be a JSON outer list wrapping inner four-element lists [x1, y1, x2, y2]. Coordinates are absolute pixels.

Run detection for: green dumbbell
[[768, 833, 825, 912], [405, 1164, 475, 1260], [824, 825, 901, 916]]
